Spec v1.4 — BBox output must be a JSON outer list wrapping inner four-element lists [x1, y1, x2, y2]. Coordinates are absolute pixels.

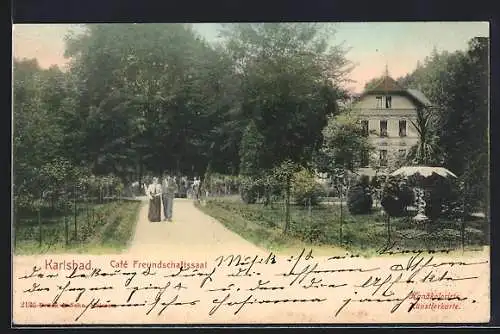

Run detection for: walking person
[[192, 176, 201, 201], [162, 174, 178, 222], [146, 177, 162, 222]]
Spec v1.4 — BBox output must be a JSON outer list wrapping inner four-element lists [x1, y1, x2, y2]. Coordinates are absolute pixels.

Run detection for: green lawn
[[14, 199, 142, 255], [196, 198, 489, 257]]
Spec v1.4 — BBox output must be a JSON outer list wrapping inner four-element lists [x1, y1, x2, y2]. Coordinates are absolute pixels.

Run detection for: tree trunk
[[86, 194, 90, 228], [339, 174, 347, 246], [386, 213, 391, 245], [13, 199, 17, 249], [339, 192, 343, 246], [308, 197, 312, 217], [64, 182, 68, 245], [264, 188, 271, 207], [64, 211, 69, 246], [74, 184, 78, 240], [461, 185, 466, 252], [283, 176, 292, 234], [138, 154, 143, 195], [38, 206, 42, 247]]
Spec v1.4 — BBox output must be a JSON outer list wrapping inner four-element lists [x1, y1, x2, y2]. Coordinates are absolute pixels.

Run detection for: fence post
[[461, 182, 466, 252], [64, 182, 68, 245], [86, 191, 90, 228], [13, 198, 17, 249], [74, 183, 78, 240], [64, 205, 69, 246], [283, 176, 291, 234], [461, 219, 465, 252], [38, 195, 42, 247], [339, 191, 343, 246]]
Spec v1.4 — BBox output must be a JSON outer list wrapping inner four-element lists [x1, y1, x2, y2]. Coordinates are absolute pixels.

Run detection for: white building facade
[[352, 75, 432, 177]]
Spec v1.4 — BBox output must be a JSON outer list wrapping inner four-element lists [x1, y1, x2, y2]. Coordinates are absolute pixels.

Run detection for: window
[[398, 149, 406, 159], [379, 150, 388, 167], [361, 150, 369, 167], [361, 120, 369, 137], [380, 120, 388, 137], [399, 120, 407, 137], [385, 95, 392, 108], [376, 96, 383, 108]]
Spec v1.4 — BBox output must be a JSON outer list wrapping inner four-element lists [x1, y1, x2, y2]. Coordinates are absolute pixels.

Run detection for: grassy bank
[[14, 199, 142, 255], [196, 198, 488, 256]]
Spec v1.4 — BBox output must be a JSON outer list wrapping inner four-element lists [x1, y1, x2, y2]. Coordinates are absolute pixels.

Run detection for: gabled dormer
[[355, 72, 432, 111]]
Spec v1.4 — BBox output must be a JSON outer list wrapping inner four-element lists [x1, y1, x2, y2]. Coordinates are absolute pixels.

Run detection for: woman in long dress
[[147, 177, 162, 222]]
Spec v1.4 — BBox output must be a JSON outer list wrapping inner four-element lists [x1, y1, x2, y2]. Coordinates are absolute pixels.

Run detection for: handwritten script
[[13, 246, 489, 324]]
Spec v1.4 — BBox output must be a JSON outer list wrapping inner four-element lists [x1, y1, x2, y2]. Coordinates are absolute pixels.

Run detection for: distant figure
[[162, 175, 178, 222], [130, 181, 139, 196], [192, 177, 201, 200], [146, 177, 162, 222], [129, 180, 146, 197], [182, 176, 188, 192]]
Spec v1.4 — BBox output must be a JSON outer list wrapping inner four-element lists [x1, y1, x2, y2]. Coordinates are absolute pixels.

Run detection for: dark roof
[[359, 75, 433, 107], [406, 88, 433, 106], [367, 76, 405, 93]]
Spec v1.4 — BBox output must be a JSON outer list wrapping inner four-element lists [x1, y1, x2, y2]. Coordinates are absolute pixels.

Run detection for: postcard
[[12, 22, 490, 325]]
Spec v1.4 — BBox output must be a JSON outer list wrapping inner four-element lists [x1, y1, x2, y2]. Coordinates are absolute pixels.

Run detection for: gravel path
[[127, 198, 265, 257]]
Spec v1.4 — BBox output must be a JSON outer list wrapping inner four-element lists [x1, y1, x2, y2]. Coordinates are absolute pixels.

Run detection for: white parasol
[[390, 166, 457, 179], [389, 166, 457, 223]]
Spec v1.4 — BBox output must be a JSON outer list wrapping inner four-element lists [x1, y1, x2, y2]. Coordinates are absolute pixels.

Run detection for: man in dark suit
[[161, 174, 178, 222]]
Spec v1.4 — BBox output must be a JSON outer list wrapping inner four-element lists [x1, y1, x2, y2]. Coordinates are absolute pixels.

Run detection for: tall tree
[[436, 37, 489, 210], [397, 37, 489, 210], [13, 59, 73, 208], [63, 24, 242, 181], [220, 23, 352, 172], [314, 112, 373, 244], [219, 23, 352, 233]]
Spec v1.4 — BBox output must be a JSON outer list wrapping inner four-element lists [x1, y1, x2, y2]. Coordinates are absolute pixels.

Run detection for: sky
[[12, 22, 489, 93]]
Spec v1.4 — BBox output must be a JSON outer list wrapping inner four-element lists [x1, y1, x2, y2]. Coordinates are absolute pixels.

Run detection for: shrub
[[370, 175, 386, 189], [399, 182, 414, 206], [422, 177, 458, 220], [347, 176, 373, 214], [381, 177, 414, 217], [239, 121, 265, 176], [292, 168, 324, 206], [299, 220, 325, 244], [240, 177, 259, 204], [240, 172, 283, 205], [370, 174, 386, 203], [261, 173, 283, 205], [324, 187, 337, 198]]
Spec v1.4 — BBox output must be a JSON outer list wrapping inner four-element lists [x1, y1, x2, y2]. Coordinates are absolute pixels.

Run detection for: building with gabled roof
[[351, 68, 433, 177]]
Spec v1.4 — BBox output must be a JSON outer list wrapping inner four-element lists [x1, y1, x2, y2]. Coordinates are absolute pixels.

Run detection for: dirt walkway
[[127, 198, 265, 257]]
